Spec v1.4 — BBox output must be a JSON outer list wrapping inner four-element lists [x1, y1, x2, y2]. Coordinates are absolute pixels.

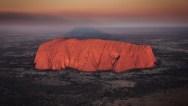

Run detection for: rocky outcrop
[[34, 37, 157, 72]]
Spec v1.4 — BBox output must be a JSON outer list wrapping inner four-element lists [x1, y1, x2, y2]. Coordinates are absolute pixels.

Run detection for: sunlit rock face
[[34, 37, 157, 72]]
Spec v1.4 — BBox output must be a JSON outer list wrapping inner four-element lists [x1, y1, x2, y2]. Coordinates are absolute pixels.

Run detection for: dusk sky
[[0, 0, 188, 27]]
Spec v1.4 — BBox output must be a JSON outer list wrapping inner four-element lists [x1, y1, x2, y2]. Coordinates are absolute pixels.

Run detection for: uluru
[[34, 37, 157, 72]]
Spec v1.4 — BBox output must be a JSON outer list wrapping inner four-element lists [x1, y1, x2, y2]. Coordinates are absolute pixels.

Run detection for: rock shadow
[[64, 27, 118, 40]]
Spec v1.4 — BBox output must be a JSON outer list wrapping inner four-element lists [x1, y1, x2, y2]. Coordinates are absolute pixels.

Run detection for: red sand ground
[[34, 37, 156, 72]]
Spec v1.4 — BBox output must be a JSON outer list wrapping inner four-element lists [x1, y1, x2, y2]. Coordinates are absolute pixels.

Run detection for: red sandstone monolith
[[34, 37, 157, 72]]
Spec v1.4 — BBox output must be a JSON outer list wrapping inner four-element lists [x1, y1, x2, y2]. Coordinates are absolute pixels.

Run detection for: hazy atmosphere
[[1, 0, 188, 28]]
